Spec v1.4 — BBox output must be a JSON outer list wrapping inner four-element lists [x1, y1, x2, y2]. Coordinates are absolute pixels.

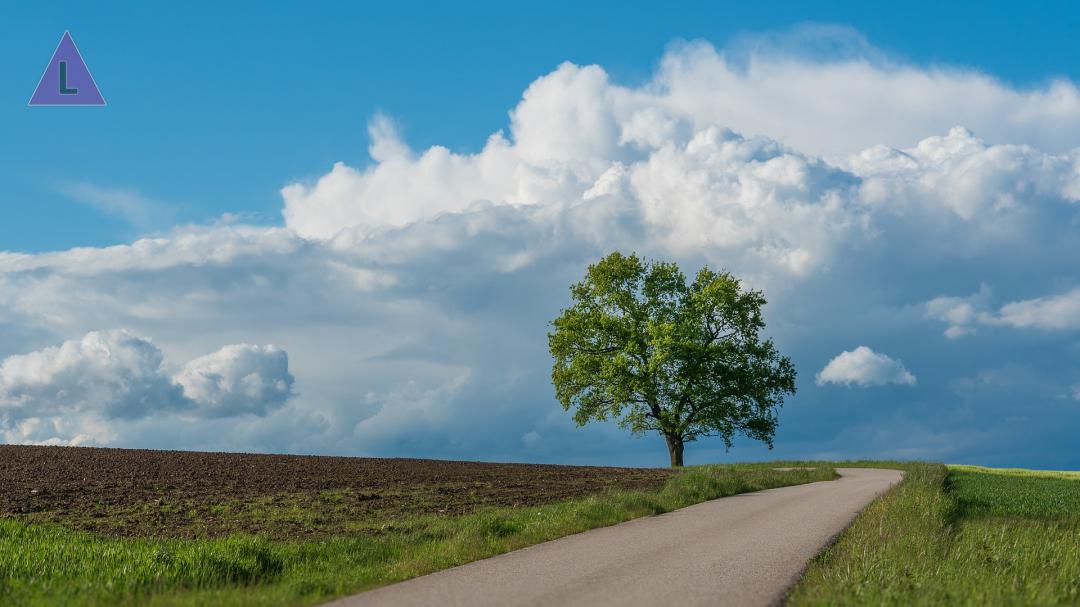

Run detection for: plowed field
[[0, 445, 672, 539]]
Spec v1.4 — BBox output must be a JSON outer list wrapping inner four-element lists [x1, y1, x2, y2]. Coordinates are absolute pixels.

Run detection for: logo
[[29, 31, 106, 106]]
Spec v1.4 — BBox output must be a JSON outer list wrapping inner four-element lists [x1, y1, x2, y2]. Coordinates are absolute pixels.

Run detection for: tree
[[548, 252, 796, 467]]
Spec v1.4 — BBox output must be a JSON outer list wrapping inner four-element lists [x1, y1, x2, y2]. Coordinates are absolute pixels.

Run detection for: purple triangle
[[29, 31, 106, 106]]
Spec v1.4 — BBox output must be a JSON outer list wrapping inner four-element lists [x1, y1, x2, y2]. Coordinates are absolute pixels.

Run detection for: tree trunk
[[665, 434, 685, 467]]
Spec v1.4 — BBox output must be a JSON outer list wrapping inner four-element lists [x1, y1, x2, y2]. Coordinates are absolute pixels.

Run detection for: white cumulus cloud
[[0, 330, 295, 445], [280, 52, 1080, 289], [816, 346, 916, 387], [174, 344, 294, 418], [0, 330, 186, 422]]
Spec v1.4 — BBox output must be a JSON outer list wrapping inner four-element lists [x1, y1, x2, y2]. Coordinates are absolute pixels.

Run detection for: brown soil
[[0, 445, 673, 540]]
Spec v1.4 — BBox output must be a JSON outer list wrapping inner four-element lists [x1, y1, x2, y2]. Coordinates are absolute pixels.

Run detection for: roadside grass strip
[[788, 462, 1080, 606], [0, 463, 835, 607]]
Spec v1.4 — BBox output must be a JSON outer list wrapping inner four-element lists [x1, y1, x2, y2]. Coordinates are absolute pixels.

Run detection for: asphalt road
[[327, 468, 903, 607]]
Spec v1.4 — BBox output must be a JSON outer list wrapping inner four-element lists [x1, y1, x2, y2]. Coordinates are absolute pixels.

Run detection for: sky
[[2, 2, 1080, 468]]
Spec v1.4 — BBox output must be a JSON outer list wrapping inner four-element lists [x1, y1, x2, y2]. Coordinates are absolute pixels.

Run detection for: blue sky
[[2, 2, 1080, 468], [4, 1, 1080, 250]]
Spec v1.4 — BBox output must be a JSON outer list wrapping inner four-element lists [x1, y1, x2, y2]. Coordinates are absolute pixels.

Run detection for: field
[[11, 446, 1074, 607], [788, 462, 1080, 606], [0, 445, 836, 606], [0, 445, 673, 539], [948, 463, 1080, 482]]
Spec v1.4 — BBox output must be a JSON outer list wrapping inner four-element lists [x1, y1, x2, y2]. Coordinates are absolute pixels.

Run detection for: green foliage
[[0, 464, 834, 606], [548, 252, 796, 465], [788, 463, 1080, 606]]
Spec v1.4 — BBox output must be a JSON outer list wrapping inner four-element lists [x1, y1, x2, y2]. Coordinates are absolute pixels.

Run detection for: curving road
[[326, 468, 903, 607]]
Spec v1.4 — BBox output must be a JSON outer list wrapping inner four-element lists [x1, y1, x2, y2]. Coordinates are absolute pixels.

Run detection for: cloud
[[0, 330, 295, 445], [924, 285, 993, 338], [992, 288, 1080, 330], [847, 127, 1080, 223], [281, 58, 1080, 280], [521, 431, 542, 448], [816, 346, 916, 387], [925, 286, 1080, 334], [657, 29, 1080, 157], [3, 31, 1080, 466], [173, 344, 295, 418], [285, 112, 867, 279], [0, 330, 186, 422], [58, 182, 175, 230]]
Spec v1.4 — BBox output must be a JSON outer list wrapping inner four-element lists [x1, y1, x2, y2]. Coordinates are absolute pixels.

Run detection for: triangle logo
[[29, 31, 106, 106]]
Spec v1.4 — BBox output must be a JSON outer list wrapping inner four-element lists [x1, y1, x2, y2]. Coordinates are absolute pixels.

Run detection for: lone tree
[[548, 252, 796, 467]]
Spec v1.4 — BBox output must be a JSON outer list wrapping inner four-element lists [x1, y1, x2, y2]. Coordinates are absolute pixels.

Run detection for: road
[[326, 468, 903, 607]]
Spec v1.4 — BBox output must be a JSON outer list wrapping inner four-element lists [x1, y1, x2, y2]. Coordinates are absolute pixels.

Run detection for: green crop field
[[0, 462, 834, 607], [948, 464, 1080, 482], [788, 463, 1080, 606]]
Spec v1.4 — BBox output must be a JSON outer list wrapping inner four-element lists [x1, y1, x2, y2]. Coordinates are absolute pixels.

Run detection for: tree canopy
[[548, 252, 796, 466]]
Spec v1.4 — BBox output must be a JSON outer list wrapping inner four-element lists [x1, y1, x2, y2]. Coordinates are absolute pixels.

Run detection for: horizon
[[6, 442, 1075, 474]]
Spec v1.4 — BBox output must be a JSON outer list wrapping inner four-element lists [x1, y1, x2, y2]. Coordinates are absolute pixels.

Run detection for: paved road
[[327, 468, 903, 607]]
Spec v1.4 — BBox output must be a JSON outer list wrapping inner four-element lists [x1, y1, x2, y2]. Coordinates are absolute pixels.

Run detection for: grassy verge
[[0, 463, 834, 606], [788, 462, 1080, 606]]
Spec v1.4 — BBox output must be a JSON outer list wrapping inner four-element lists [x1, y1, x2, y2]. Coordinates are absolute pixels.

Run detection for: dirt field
[[0, 445, 673, 540]]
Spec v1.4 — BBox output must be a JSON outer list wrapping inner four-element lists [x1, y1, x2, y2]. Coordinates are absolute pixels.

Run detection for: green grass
[[0, 463, 835, 606], [788, 462, 1080, 606]]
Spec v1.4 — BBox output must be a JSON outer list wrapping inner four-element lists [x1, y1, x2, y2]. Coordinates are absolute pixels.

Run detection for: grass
[[0, 463, 835, 606], [788, 462, 1080, 606]]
